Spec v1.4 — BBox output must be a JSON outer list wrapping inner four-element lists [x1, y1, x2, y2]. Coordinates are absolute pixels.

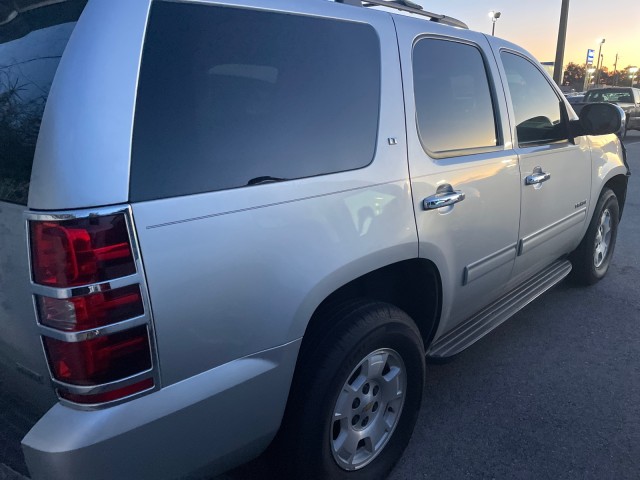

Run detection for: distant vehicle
[[565, 93, 586, 104], [571, 87, 640, 138]]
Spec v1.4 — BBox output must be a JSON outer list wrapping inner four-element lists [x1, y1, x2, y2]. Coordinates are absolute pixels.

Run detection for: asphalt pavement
[[2, 132, 639, 480]]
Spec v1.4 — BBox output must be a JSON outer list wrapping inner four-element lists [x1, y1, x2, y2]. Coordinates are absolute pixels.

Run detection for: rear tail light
[[36, 285, 144, 332], [28, 209, 157, 407], [43, 326, 151, 385], [30, 214, 135, 287]]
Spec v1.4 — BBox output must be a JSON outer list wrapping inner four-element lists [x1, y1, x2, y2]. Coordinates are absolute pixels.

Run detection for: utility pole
[[553, 0, 570, 86], [594, 39, 605, 86], [613, 53, 619, 85]]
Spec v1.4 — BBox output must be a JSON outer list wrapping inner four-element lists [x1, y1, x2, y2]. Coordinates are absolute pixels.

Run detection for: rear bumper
[[22, 339, 301, 480]]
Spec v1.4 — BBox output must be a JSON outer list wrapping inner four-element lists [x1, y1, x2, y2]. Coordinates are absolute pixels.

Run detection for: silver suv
[[0, 1, 629, 479]]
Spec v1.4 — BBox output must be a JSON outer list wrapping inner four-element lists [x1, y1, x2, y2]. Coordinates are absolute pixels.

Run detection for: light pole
[[489, 11, 501, 36], [584, 67, 596, 91], [594, 38, 605, 87], [630, 67, 639, 87]]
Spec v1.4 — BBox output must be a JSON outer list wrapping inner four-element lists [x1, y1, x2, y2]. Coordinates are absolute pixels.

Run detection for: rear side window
[[130, 3, 381, 201], [584, 88, 634, 103], [413, 38, 498, 155], [0, 1, 86, 205]]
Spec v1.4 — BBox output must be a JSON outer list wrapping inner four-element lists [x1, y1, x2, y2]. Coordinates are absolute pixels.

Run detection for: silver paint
[[28, 0, 152, 210], [394, 15, 522, 335], [132, 2, 416, 386]]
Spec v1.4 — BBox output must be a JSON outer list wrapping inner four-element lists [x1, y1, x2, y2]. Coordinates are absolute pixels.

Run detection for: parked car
[[565, 92, 586, 104], [571, 87, 640, 138], [0, 0, 630, 479]]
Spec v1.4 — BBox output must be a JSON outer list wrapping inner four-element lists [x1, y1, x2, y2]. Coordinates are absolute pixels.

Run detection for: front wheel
[[277, 301, 425, 479], [570, 188, 620, 285]]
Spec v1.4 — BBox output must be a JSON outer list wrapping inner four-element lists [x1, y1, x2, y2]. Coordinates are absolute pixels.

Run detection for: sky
[[414, 0, 640, 71]]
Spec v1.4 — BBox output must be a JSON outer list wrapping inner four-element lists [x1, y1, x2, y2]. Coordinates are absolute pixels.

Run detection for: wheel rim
[[330, 348, 406, 471], [593, 208, 612, 268]]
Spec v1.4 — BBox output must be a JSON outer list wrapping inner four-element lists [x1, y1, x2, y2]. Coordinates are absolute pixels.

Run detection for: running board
[[427, 259, 572, 358]]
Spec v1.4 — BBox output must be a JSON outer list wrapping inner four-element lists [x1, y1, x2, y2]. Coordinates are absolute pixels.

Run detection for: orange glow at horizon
[[414, 0, 640, 71]]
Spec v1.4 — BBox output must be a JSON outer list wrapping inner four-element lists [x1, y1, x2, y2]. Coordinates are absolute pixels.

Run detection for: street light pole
[[594, 38, 605, 87], [553, 0, 570, 86], [489, 11, 501, 36]]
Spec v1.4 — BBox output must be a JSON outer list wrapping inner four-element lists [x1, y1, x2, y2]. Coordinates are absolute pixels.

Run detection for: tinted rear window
[[130, 3, 381, 202], [0, 0, 86, 205], [584, 88, 634, 103]]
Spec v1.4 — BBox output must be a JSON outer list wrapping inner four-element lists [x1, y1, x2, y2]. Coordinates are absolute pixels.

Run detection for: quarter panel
[[28, 0, 152, 210], [133, 179, 416, 386], [131, 5, 416, 385]]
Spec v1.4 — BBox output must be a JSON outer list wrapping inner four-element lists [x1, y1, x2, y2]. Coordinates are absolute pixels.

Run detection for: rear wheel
[[278, 301, 425, 479], [331, 347, 407, 471], [570, 188, 619, 285]]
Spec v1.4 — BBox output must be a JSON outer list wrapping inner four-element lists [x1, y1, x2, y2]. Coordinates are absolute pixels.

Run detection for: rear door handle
[[423, 185, 465, 210], [525, 167, 551, 186]]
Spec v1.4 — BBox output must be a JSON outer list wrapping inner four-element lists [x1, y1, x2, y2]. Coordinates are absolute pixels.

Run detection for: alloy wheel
[[330, 348, 406, 471], [594, 208, 612, 268]]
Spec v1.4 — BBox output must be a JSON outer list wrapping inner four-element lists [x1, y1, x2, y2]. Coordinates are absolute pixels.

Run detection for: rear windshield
[[584, 88, 634, 103], [0, 0, 86, 205], [130, 3, 381, 202]]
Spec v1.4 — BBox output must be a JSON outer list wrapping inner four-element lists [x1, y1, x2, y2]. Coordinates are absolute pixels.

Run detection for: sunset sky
[[416, 0, 640, 71]]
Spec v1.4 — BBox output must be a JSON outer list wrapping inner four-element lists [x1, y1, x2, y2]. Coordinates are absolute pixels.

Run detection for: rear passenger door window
[[413, 38, 499, 155], [131, 3, 381, 201], [500, 52, 567, 146]]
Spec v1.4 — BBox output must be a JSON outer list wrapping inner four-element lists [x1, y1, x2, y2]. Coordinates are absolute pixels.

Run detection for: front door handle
[[423, 185, 465, 210], [525, 166, 551, 186]]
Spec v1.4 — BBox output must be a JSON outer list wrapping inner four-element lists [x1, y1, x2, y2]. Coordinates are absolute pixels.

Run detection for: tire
[[276, 301, 425, 480], [570, 188, 620, 285]]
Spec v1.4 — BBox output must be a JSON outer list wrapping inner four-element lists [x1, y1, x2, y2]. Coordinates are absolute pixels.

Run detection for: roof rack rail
[[335, 0, 469, 29]]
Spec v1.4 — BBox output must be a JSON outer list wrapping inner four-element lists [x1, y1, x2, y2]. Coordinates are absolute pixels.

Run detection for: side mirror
[[570, 103, 626, 137]]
